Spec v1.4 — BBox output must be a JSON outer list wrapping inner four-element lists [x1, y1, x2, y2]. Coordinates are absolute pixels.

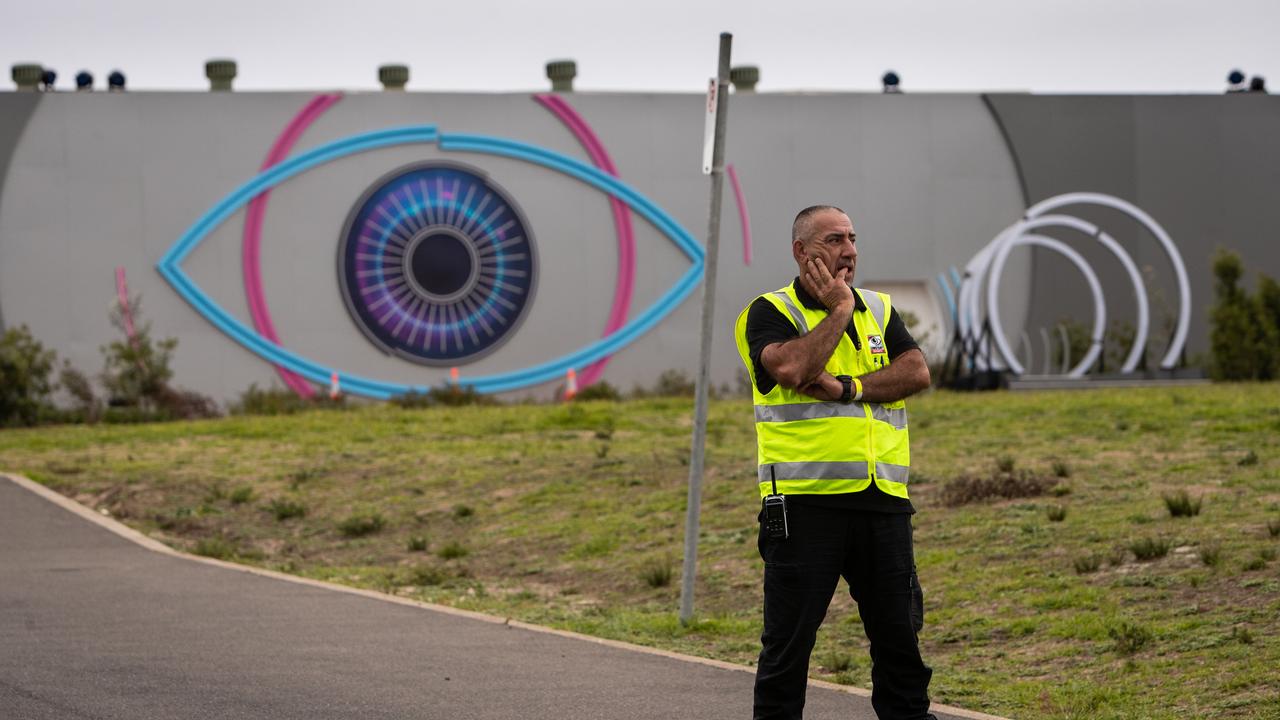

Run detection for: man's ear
[[791, 239, 805, 264]]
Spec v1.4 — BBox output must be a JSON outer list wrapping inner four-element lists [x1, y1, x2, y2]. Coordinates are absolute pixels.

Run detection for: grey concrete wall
[[0, 90, 1032, 401]]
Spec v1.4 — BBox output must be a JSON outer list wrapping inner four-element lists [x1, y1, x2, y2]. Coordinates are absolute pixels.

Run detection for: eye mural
[[337, 162, 537, 365], [157, 107, 706, 398]]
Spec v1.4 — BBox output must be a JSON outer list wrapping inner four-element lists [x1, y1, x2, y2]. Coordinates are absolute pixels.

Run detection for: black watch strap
[[837, 375, 853, 403]]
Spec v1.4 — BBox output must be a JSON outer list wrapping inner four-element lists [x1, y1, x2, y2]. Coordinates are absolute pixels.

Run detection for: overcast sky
[[6, 0, 1278, 94]]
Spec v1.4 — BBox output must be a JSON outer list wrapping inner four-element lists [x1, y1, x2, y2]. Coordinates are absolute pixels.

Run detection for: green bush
[[0, 325, 57, 426], [576, 381, 621, 402], [1073, 554, 1101, 574], [639, 557, 673, 588], [1047, 505, 1068, 522], [1209, 249, 1280, 380], [437, 541, 469, 560], [407, 535, 429, 552], [233, 384, 312, 415], [100, 295, 219, 419]]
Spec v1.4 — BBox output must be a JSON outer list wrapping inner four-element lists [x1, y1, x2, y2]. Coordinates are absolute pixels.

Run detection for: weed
[[1231, 626, 1254, 645], [1242, 557, 1266, 572], [639, 557, 673, 588], [229, 485, 254, 505], [437, 541, 469, 560], [1052, 460, 1072, 478], [1163, 490, 1203, 518], [193, 536, 237, 560], [940, 471, 1056, 507], [1047, 505, 1068, 522], [594, 416, 616, 440], [338, 512, 385, 537], [267, 498, 307, 521], [647, 369, 696, 397], [453, 504, 475, 519], [1238, 450, 1259, 467], [1260, 547, 1277, 562], [995, 455, 1016, 473], [1198, 544, 1222, 567], [1074, 554, 1101, 574], [289, 467, 323, 488], [1129, 537, 1171, 561], [821, 651, 855, 673], [595, 443, 610, 459], [1051, 484, 1072, 497], [1109, 620, 1153, 655], [407, 535, 429, 552], [1115, 420, 1131, 432], [1267, 519, 1280, 538], [1107, 546, 1128, 566], [405, 564, 446, 586]]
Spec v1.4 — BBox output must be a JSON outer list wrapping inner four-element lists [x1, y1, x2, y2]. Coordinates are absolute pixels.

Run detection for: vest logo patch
[[867, 334, 886, 354]]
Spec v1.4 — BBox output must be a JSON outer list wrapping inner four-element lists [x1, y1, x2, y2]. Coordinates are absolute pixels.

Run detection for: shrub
[[1047, 505, 1068, 522], [228, 485, 254, 505], [100, 295, 219, 419], [1051, 460, 1072, 478], [1163, 490, 1202, 518], [1209, 249, 1280, 380], [639, 557, 673, 588], [1109, 620, 1153, 655], [576, 381, 621, 401], [0, 324, 57, 426], [1129, 537, 1172, 561], [424, 384, 496, 407], [388, 390, 436, 409], [1238, 450, 1259, 467], [995, 455, 1016, 473], [453, 504, 475, 519], [407, 535, 429, 552], [940, 470, 1057, 507], [338, 512, 386, 537], [1267, 519, 1280, 538], [59, 362, 102, 423], [646, 369, 696, 397], [233, 384, 312, 415], [1073, 554, 1102, 574], [437, 541, 469, 560], [267, 498, 307, 521]]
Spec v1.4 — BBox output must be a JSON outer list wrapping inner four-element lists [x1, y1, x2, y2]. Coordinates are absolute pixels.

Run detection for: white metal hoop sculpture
[[985, 215, 1148, 375], [1025, 193, 1190, 370], [983, 234, 1107, 377], [955, 192, 1189, 378]]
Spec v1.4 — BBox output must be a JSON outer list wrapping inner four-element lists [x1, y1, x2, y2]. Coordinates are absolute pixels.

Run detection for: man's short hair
[[791, 205, 845, 243]]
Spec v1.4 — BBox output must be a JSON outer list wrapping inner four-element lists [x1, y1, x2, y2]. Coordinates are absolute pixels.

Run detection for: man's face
[[793, 209, 857, 285]]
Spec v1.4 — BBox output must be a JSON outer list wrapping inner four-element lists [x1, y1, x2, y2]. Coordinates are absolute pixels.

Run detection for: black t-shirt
[[744, 278, 919, 514]]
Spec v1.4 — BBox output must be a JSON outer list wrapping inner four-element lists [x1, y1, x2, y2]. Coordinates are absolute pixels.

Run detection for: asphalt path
[[0, 474, 990, 720]]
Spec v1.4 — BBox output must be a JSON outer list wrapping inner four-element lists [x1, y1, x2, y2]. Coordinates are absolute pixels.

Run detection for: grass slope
[[3, 385, 1279, 719]]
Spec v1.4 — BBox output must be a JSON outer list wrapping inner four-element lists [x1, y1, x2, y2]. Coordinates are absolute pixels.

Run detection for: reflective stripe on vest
[[759, 460, 910, 484], [754, 401, 907, 430], [771, 291, 809, 334]]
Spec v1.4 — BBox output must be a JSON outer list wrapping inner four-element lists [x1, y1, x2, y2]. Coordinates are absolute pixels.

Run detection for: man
[[733, 205, 935, 720]]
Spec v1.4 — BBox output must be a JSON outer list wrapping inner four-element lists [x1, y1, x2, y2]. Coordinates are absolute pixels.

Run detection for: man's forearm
[[762, 303, 853, 389], [857, 349, 931, 402]]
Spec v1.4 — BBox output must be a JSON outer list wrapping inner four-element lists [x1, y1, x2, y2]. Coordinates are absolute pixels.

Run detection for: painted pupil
[[337, 163, 537, 365], [409, 231, 472, 298]]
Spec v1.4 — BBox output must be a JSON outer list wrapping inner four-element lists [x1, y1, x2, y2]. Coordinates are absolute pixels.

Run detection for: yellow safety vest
[[734, 284, 911, 499]]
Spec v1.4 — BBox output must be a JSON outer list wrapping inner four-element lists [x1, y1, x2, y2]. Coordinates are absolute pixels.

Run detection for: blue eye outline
[[157, 124, 704, 397]]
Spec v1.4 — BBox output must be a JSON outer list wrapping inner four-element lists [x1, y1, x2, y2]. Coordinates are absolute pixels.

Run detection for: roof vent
[[730, 65, 759, 93], [11, 64, 42, 92], [379, 64, 409, 91], [545, 60, 576, 92], [206, 59, 237, 91]]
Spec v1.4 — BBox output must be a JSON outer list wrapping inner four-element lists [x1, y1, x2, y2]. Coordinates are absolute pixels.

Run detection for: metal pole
[[680, 32, 732, 626]]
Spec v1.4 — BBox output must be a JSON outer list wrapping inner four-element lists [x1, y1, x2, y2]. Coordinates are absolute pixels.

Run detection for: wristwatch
[[837, 375, 853, 404]]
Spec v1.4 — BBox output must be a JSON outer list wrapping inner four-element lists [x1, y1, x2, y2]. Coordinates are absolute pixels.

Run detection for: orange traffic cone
[[564, 368, 578, 402], [329, 372, 341, 400]]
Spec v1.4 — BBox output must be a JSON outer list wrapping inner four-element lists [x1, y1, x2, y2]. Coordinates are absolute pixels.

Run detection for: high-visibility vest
[[734, 284, 911, 499]]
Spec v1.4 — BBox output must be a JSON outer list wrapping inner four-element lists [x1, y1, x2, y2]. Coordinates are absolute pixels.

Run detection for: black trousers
[[753, 503, 935, 720]]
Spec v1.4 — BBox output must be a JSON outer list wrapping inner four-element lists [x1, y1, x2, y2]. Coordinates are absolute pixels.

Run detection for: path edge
[[3, 471, 1007, 720]]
